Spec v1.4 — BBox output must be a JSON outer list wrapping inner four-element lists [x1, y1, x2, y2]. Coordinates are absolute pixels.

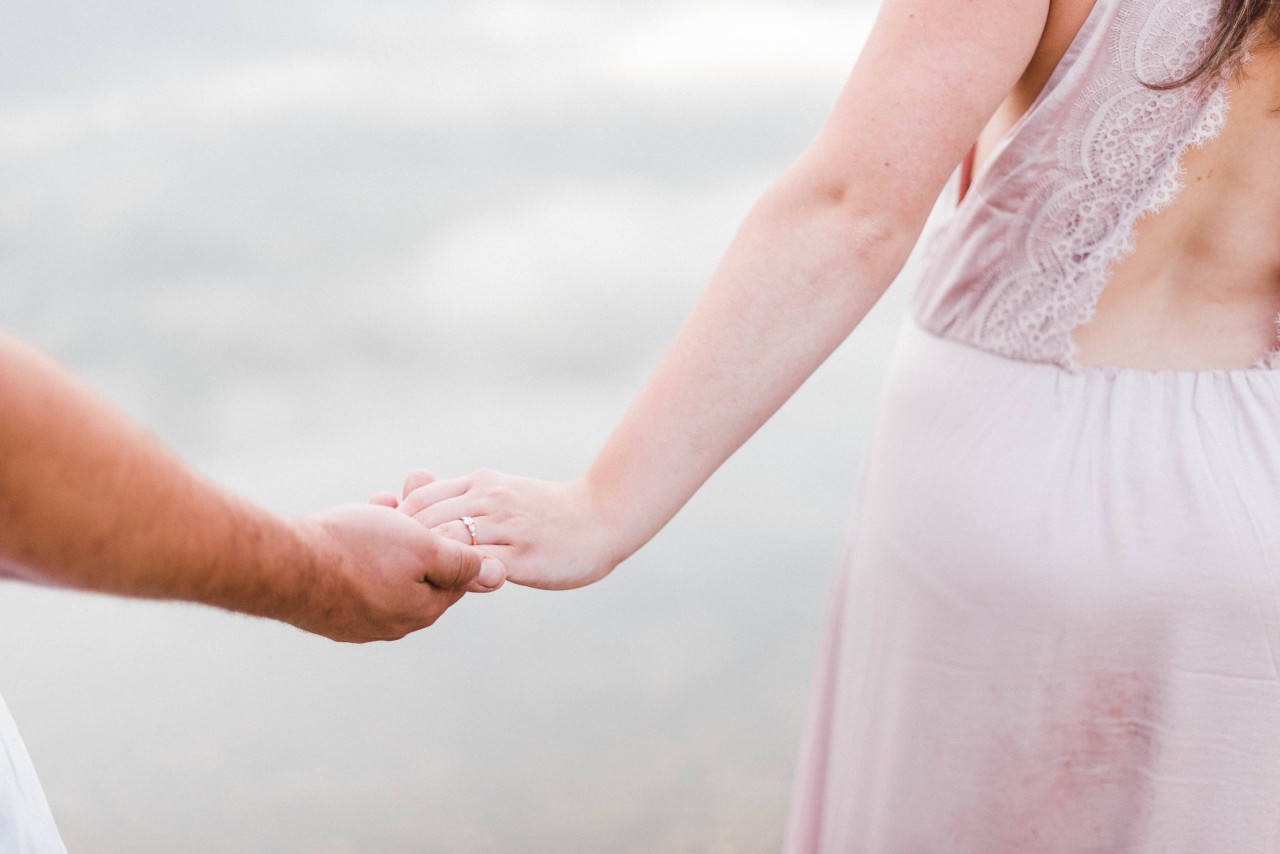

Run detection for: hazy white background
[[0, 1, 916, 850]]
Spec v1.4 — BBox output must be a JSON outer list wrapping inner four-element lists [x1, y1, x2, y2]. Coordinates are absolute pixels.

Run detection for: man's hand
[[290, 504, 505, 643], [0, 332, 506, 641]]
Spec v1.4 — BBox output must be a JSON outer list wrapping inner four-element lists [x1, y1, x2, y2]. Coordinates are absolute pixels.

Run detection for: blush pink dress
[[784, 1, 1280, 851]]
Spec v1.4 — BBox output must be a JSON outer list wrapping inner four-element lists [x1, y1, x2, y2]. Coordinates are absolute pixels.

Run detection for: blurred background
[[0, 1, 913, 850]]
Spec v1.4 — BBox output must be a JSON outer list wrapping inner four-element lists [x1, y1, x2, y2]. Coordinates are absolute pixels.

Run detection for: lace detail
[[982, 0, 1226, 367], [911, 0, 1250, 369], [1256, 317, 1280, 369]]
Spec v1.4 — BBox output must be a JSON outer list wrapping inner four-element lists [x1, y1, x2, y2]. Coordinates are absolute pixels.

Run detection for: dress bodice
[[912, 0, 1242, 369]]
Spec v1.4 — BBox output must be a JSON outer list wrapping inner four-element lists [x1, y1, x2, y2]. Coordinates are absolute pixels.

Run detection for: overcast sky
[[2, 1, 876, 375], [0, 3, 897, 852]]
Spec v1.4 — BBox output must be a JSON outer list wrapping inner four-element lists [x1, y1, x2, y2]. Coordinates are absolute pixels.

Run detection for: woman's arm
[[401, 0, 1052, 588]]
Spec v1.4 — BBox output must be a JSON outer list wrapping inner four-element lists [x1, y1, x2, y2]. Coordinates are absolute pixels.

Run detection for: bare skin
[[1073, 34, 1280, 369], [396, 0, 1055, 588], [975, 0, 1280, 371], [400, 0, 1280, 587], [971, 0, 1099, 166], [0, 334, 504, 642]]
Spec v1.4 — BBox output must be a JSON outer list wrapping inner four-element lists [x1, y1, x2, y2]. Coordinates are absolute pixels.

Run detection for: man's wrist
[[253, 514, 346, 629], [191, 507, 340, 630]]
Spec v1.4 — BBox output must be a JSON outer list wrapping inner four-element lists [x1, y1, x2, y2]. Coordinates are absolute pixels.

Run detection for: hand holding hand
[[396, 469, 628, 590], [287, 503, 505, 642]]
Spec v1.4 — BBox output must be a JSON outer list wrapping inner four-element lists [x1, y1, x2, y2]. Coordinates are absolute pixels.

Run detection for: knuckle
[[439, 562, 467, 589]]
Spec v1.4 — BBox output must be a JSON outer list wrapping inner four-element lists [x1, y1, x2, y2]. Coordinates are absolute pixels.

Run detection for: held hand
[[289, 503, 505, 642], [397, 469, 626, 590]]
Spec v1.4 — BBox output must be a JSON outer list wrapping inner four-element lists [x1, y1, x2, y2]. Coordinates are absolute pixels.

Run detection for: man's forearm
[[0, 334, 327, 622]]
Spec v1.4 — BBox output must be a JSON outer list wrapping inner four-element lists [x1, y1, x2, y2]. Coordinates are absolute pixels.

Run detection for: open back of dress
[[915, 0, 1278, 370]]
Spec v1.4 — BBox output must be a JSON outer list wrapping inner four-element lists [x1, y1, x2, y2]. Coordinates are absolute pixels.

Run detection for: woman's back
[[1078, 39, 1280, 368], [915, 0, 1280, 372]]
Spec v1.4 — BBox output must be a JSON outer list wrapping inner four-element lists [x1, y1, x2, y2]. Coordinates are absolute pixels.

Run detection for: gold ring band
[[460, 515, 478, 546]]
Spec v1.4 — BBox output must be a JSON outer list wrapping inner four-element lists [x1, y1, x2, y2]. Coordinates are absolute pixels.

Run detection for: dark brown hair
[[1159, 0, 1280, 89]]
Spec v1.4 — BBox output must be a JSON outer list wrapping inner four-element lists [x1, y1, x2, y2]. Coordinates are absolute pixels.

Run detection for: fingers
[[434, 518, 471, 546], [366, 468, 440, 512], [411, 496, 497, 532], [402, 469, 436, 500], [422, 534, 506, 592], [431, 521, 515, 593], [435, 514, 504, 547], [399, 476, 471, 518], [462, 559, 505, 593]]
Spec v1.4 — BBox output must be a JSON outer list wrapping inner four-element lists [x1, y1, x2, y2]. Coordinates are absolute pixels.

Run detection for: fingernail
[[477, 559, 505, 590]]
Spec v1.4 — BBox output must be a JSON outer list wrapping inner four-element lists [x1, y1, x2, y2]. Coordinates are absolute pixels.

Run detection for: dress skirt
[[784, 318, 1280, 853]]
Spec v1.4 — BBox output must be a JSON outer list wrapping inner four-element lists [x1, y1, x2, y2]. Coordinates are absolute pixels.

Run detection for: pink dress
[[784, 1, 1280, 851]]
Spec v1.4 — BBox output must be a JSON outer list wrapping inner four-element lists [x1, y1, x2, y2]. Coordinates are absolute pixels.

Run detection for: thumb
[[422, 534, 506, 592]]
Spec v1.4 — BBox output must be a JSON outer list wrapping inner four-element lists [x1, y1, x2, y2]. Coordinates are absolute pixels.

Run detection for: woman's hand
[[395, 469, 629, 590], [390, 0, 1049, 590]]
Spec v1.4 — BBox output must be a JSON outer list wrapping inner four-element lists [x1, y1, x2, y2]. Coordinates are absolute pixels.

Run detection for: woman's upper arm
[[802, 0, 1052, 232]]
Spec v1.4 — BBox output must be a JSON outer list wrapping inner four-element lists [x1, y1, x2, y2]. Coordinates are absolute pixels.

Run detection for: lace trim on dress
[[977, 0, 1234, 369], [1079, 37, 1280, 372], [1256, 319, 1280, 370], [1067, 80, 1232, 368]]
